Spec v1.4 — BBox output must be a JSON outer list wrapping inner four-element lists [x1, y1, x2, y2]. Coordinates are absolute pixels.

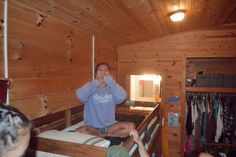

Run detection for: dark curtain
[[0, 80, 8, 104]]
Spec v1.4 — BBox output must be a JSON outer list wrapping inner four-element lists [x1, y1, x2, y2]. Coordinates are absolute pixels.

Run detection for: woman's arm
[[104, 76, 127, 104], [130, 129, 150, 157], [76, 80, 99, 103]]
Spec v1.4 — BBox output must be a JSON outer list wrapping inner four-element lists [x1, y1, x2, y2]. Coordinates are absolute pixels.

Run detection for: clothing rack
[[185, 92, 236, 156]]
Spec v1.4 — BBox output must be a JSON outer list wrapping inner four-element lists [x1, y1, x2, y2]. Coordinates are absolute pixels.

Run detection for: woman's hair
[[95, 62, 111, 75], [0, 104, 31, 156]]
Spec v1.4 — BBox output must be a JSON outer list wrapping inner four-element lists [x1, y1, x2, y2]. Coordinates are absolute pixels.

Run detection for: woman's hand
[[130, 129, 150, 157], [130, 129, 142, 145], [97, 72, 105, 84], [97, 70, 111, 85]]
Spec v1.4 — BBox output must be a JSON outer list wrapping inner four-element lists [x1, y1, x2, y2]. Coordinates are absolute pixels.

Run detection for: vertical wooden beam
[[160, 74, 169, 157], [180, 56, 186, 157], [65, 109, 71, 127], [126, 75, 131, 100]]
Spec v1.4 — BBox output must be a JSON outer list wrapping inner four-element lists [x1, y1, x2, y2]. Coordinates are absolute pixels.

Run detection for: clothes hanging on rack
[[219, 96, 236, 144], [185, 93, 236, 155]]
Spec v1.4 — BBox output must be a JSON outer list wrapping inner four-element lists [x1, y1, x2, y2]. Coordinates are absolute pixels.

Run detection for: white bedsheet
[[34, 122, 110, 157]]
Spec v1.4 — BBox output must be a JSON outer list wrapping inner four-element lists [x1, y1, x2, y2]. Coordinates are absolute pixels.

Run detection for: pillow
[[37, 130, 110, 148]]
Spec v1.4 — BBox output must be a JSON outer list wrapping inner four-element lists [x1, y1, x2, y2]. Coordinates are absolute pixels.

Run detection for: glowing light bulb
[[169, 10, 185, 22]]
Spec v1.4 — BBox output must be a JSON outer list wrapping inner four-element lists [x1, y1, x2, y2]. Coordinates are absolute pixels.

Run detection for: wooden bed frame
[[27, 103, 162, 157]]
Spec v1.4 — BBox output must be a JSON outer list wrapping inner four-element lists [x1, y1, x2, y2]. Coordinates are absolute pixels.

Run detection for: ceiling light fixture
[[169, 10, 186, 22]]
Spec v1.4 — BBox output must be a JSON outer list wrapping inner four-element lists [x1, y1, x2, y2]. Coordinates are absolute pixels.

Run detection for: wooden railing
[[123, 104, 161, 156], [27, 104, 162, 157]]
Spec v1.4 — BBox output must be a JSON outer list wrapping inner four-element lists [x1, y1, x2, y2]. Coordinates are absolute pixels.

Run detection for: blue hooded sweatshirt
[[76, 76, 127, 128]]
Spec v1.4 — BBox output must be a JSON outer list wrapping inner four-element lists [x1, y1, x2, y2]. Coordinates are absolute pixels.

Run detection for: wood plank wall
[[0, 1, 117, 120], [118, 27, 236, 157], [95, 37, 118, 79]]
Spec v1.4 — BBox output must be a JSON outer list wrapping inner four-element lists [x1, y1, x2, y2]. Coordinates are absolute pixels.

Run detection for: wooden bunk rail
[[147, 124, 161, 154], [147, 114, 161, 135], [33, 118, 66, 134], [29, 136, 106, 157], [144, 111, 161, 155], [137, 104, 160, 134], [65, 109, 72, 127], [28, 104, 161, 157], [71, 111, 83, 124], [141, 114, 161, 145], [123, 104, 160, 151], [32, 106, 84, 134], [204, 142, 236, 150]]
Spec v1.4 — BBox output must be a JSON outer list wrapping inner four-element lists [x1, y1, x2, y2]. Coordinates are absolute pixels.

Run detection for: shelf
[[186, 87, 236, 93]]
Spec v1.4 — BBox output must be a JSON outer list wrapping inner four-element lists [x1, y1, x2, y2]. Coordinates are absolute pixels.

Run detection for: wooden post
[[65, 109, 71, 127]]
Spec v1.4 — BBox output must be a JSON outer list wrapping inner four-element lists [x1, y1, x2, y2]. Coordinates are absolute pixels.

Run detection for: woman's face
[[96, 64, 110, 79], [6, 129, 30, 157]]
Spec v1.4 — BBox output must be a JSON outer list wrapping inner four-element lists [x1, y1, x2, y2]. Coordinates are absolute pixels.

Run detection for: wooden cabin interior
[[1, 0, 236, 157]]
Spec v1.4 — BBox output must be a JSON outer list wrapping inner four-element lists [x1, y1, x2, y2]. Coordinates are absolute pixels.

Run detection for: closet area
[[184, 58, 236, 157]]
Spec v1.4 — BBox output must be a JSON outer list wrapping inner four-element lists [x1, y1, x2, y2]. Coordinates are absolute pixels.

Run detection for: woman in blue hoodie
[[75, 63, 134, 137]]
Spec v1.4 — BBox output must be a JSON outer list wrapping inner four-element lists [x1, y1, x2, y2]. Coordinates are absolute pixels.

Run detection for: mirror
[[142, 80, 153, 97], [130, 74, 162, 102]]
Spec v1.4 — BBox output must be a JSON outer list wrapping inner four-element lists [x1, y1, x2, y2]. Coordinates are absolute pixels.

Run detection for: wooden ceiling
[[12, 0, 236, 45]]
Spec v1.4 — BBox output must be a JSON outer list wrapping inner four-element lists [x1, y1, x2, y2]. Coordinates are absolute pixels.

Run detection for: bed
[[27, 103, 161, 157]]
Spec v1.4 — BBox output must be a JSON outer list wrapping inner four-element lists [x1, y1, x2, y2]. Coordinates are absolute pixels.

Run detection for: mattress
[[34, 122, 110, 157]]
